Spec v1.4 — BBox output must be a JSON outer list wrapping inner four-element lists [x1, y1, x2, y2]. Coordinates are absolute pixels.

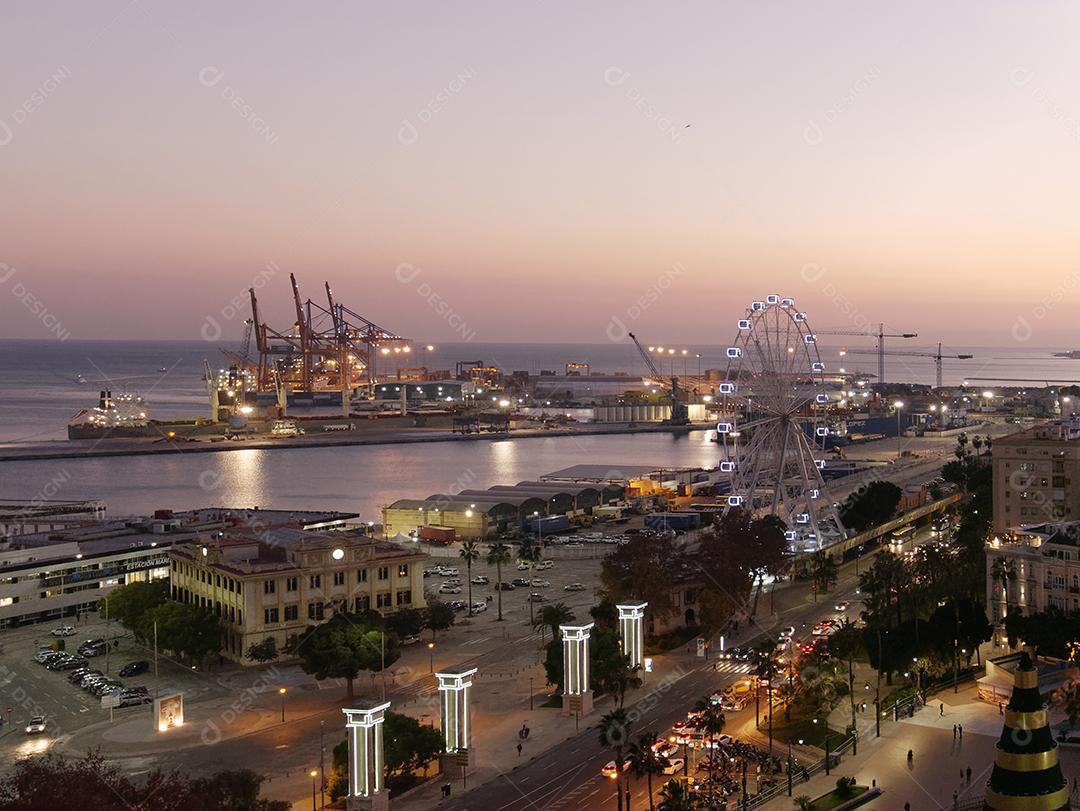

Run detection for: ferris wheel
[[717, 295, 845, 551]]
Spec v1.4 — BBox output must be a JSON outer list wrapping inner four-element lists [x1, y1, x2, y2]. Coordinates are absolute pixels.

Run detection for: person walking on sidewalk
[[953, 724, 957, 739], [940, 702, 945, 716], [958, 723, 963, 739]]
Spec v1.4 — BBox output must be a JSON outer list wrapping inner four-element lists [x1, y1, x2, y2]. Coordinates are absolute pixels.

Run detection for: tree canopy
[[285, 613, 398, 699], [839, 480, 902, 532]]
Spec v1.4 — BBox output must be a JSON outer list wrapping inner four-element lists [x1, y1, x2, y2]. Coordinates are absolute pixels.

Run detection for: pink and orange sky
[[2, 2, 1080, 345]]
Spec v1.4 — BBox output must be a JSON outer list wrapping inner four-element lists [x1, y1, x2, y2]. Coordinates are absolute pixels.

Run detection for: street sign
[[696, 638, 706, 658], [101, 693, 121, 709]]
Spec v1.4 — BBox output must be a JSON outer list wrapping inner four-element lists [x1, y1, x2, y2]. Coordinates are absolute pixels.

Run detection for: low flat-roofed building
[[169, 527, 428, 663]]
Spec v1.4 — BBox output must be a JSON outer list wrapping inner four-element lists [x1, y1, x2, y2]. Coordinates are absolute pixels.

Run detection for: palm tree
[[809, 550, 838, 597], [460, 540, 481, 616], [657, 779, 694, 811], [829, 619, 863, 735], [690, 697, 725, 806], [486, 542, 512, 621], [626, 731, 669, 811], [753, 638, 778, 752], [518, 537, 543, 625], [793, 795, 813, 811], [534, 602, 575, 643], [991, 556, 1017, 624], [598, 708, 630, 811]]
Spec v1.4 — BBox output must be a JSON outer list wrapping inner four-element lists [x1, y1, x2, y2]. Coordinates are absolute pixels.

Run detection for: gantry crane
[[628, 332, 688, 425], [842, 343, 972, 389], [813, 323, 917, 384]]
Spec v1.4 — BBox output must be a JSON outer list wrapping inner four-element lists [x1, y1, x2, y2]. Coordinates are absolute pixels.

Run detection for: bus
[[889, 525, 916, 548]]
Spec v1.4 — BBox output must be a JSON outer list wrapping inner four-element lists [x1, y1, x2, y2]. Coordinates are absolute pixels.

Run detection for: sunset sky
[[3, 2, 1080, 346]]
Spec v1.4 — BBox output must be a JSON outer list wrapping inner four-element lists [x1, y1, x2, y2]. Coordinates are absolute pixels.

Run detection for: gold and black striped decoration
[[983, 652, 1069, 811]]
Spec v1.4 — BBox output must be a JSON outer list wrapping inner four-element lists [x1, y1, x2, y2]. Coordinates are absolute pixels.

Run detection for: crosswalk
[[710, 661, 753, 674]]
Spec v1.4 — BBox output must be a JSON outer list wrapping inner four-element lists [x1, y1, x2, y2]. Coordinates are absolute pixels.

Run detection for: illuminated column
[[616, 602, 647, 672], [560, 623, 594, 718], [342, 702, 391, 811], [436, 666, 478, 773]]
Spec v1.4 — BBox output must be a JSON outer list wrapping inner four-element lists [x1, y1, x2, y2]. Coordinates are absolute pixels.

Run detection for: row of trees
[[328, 711, 444, 796], [600, 509, 789, 632], [0, 754, 286, 811], [102, 581, 221, 663]]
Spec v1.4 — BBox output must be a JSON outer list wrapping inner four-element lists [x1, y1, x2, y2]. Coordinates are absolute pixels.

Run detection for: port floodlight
[[720, 461, 736, 472], [717, 422, 733, 434], [332, 548, 345, 560], [465, 510, 473, 518], [738, 319, 752, 330], [894, 400, 904, 408], [702, 394, 713, 403], [201, 546, 208, 557], [726, 495, 743, 506], [726, 347, 742, 358], [719, 382, 736, 394], [982, 390, 994, 398]]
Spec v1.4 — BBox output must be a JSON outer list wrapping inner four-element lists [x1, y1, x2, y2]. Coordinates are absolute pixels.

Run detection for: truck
[[419, 525, 457, 545], [270, 420, 303, 437]]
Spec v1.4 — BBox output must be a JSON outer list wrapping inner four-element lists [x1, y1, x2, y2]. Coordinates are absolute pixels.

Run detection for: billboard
[[154, 692, 183, 732]]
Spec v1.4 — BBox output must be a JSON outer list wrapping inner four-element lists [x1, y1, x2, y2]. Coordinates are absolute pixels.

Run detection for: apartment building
[[169, 527, 428, 663], [992, 419, 1080, 533]]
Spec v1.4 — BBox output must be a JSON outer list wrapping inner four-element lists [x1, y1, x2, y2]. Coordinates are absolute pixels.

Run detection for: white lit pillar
[[560, 623, 594, 717], [342, 702, 391, 811], [436, 666, 478, 772], [616, 601, 647, 672]]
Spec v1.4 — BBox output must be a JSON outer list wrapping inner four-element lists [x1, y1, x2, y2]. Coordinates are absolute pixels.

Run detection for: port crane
[[841, 343, 972, 389], [628, 332, 688, 425], [813, 323, 917, 384]]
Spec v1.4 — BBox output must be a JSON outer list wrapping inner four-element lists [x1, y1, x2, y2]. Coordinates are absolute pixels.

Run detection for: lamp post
[[279, 687, 286, 723], [428, 641, 435, 673], [309, 769, 318, 811], [894, 401, 904, 459]]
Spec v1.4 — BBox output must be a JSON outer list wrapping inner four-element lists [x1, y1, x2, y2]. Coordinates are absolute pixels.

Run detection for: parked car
[[447, 600, 468, 611], [401, 634, 422, 646], [438, 585, 462, 595], [530, 579, 551, 588], [563, 583, 587, 592], [51, 626, 76, 637], [471, 601, 488, 614], [437, 567, 459, 577], [119, 661, 149, 678], [494, 582, 515, 591], [471, 575, 489, 585], [516, 563, 530, 571], [24, 716, 46, 735], [511, 577, 530, 587], [536, 560, 554, 571], [118, 693, 153, 707], [527, 593, 547, 603]]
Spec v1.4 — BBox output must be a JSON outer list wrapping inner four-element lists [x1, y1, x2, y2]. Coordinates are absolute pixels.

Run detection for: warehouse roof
[[541, 464, 697, 483], [386, 498, 514, 514]]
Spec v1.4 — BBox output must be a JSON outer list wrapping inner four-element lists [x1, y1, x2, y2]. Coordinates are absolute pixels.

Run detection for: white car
[[25, 716, 46, 734], [601, 760, 630, 779], [471, 575, 489, 585], [51, 626, 76, 637], [401, 635, 422, 646], [438, 585, 462, 594], [438, 568, 459, 577], [834, 601, 850, 613], [471, 601, 488, 613], [536, 560, 554, 570], [662, 757, 685, 775], [564, 583, 587, 592], [530, 579, 551, 588], [516, 563, 530, 571]]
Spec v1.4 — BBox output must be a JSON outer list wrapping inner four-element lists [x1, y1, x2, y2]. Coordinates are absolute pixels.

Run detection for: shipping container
[[419, 525, 457, 545], [644, 512, 702, 531]]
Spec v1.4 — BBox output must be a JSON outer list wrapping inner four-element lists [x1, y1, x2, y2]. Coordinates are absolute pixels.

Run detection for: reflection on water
[[0, 431, 721, 521]]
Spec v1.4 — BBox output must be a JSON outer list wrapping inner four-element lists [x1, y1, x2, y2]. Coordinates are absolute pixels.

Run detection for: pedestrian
[[524, 725, 530, 739], [999, 702, 1004, 715], [872, 779, 876, 788], [958, 723, 963, 739], [904, 803, 910, 811], [966, 766, 972, 784], [953, 790, 959, 810], [960, 769, 964, 782], [953, 724, 957, 739], [517, 742, 522, 757]]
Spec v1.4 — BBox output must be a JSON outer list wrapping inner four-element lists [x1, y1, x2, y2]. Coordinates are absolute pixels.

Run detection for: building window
[[229, 606, 235, 622], [396, 590, 412, 606], [357, 569, 368, 583], [355, 595, 370, 613], [397, 564, 409, 578], [333, 571, 345, 587], [216, 574, 221, 587], [284, 605, 298, 622], [286, 577, 298, 592], [376, 592, 392, 609], [377, 566, 389, 581], [264, 579, 276, 594], [264, 608, 279, 624], [309, 574, 321, 590], [308, 602, 324, 620]]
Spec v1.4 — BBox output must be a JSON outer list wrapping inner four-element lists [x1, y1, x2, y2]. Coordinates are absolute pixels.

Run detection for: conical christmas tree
[[984, 652, 1069, 811]]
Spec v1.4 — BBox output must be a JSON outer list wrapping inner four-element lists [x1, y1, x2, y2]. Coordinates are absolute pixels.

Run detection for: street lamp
[[427, 641, 435, 672], [279, 687, 286, 723], [309, 770, 318, 811], [893, 401, 904, 459]]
